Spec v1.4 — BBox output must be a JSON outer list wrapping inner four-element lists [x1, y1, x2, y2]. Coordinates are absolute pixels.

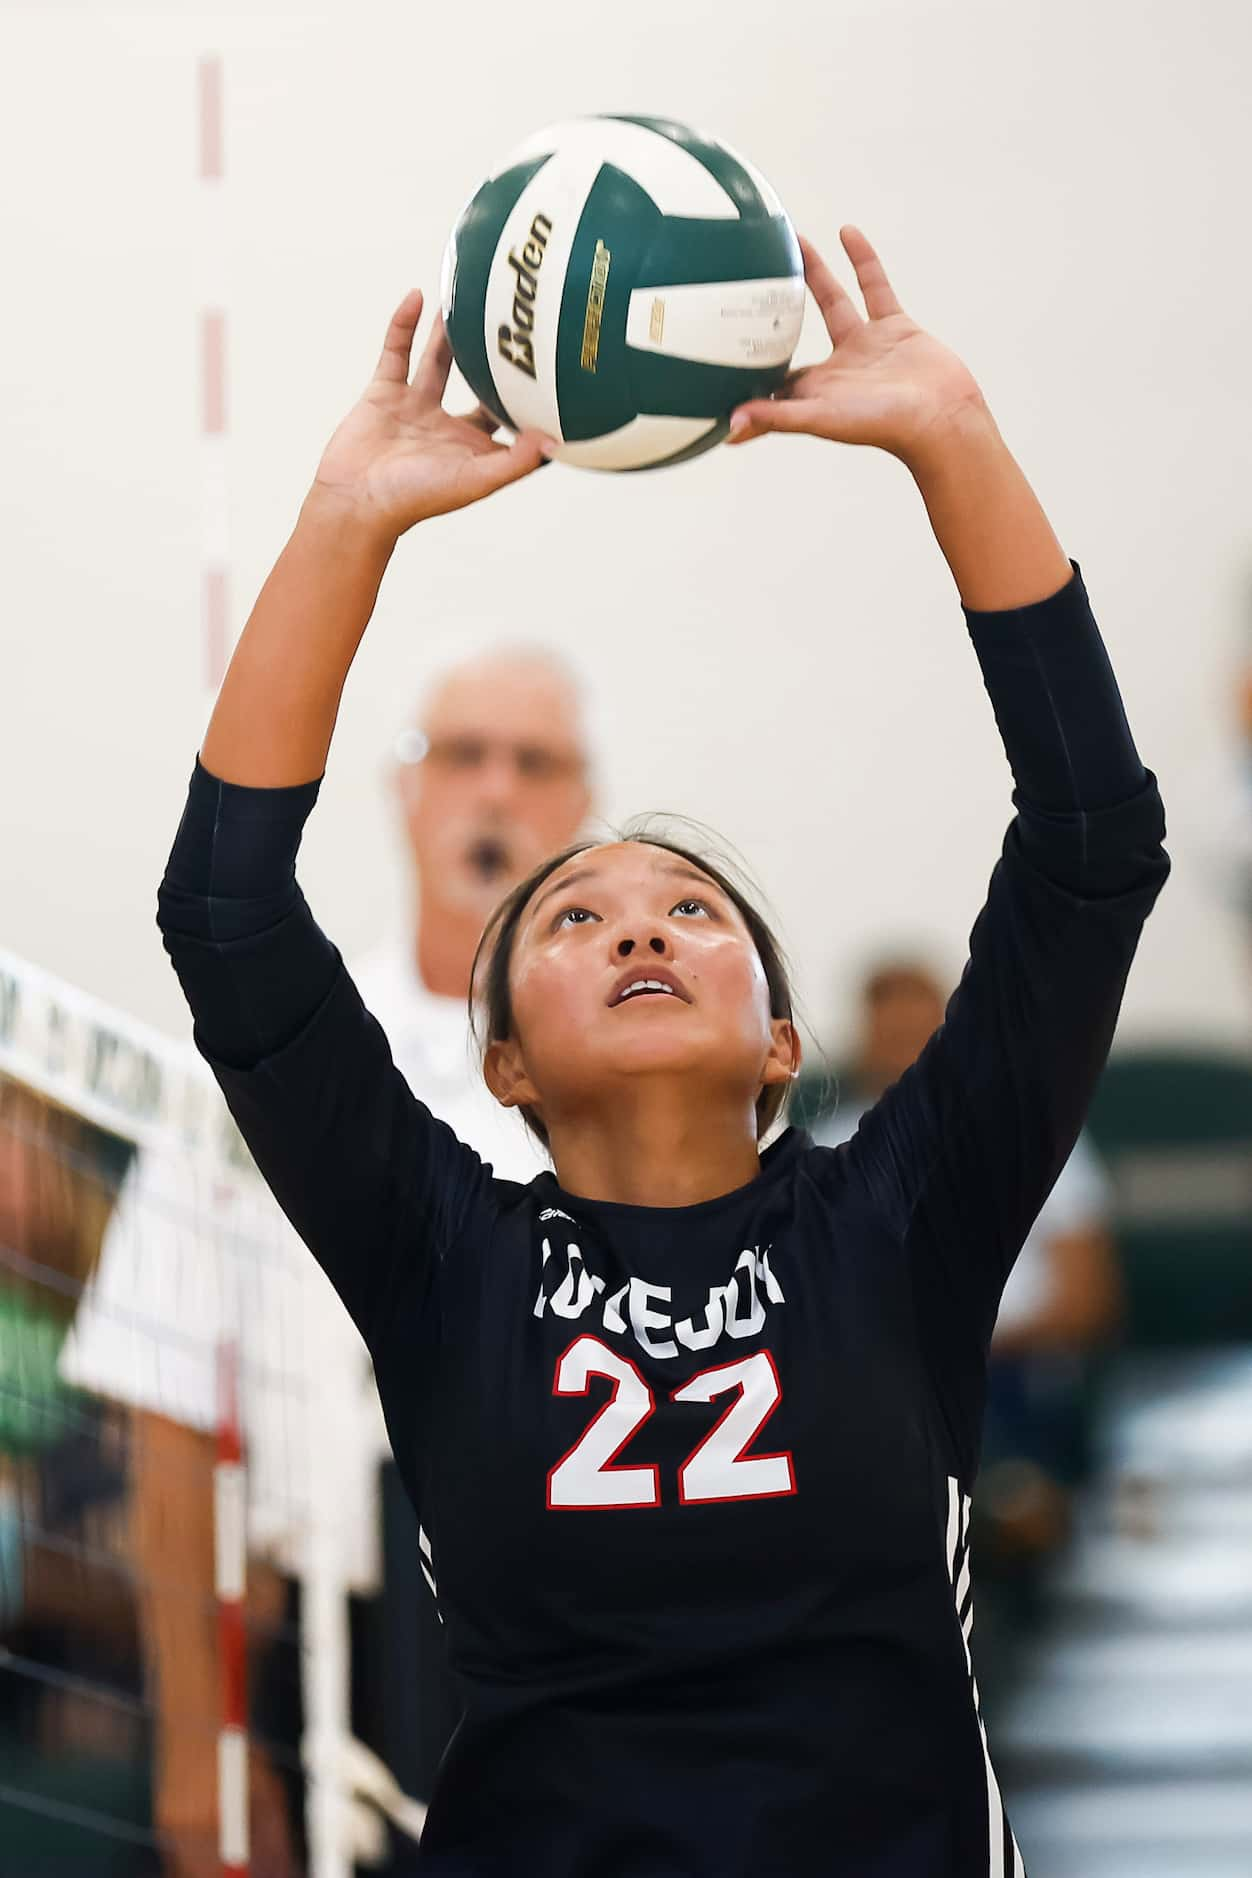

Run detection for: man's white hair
[[397, 644, 592, 771]]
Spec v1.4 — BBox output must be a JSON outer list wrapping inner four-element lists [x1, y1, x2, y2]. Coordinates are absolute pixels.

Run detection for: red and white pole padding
[[215, 1340, 249, 1876]]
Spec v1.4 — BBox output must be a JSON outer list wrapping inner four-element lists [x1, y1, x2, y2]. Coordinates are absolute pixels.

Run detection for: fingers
[[374, 295, 461, 407], [840, 226, 903, 320], [727, 398, 827, 446], [797, 235, 864, 347], [412, 312, 455, 405], [465, 429, 553, 499], [794, 227, 904, 336], [373, 290, 424, 385]]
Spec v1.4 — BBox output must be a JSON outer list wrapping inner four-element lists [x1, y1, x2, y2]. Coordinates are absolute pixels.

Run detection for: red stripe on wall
[[198, 55, 223, 181], [202, 310, 227, 436], [203, 567, 228, 690]]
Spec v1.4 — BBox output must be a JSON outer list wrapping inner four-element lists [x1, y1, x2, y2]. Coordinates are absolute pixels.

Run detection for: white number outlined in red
[[547, 1336, 795, 1510], [671, 1349, 795, 1504], [546, 1335, 661, 1509]]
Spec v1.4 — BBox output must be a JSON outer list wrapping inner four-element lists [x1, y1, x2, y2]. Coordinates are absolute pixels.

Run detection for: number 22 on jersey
[[546, 1334, 796, 1510]]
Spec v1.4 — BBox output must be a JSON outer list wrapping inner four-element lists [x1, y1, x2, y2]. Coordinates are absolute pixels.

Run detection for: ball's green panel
[[554, 163, 663, 444], [636, 213, 801, 290], [606, 114, 772, 219], [626, 350, 791, 421], [446, 154, 550, 429], [620, 416, 731, 475]]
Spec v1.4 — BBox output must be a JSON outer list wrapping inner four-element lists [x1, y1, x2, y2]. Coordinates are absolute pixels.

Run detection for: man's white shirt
[[351, 937, 549, 1189], [60, 934, 547, 1585]]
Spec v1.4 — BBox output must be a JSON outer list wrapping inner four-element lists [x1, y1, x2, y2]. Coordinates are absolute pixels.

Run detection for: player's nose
[[614, 931, 670, 960]]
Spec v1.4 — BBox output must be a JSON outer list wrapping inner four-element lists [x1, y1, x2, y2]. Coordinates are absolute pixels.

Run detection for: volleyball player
[[156, 227, 1168, 1874]]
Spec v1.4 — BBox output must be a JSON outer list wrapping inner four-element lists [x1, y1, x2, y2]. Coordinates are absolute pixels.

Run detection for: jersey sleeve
[[839, 565, 1168, 1478], [156, 760, 492, 1355]]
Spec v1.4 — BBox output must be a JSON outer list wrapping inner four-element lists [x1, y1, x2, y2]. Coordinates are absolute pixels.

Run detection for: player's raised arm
[[201, 290, 552, 788], [159, 296, 552, 1346], [732, 230, 1169, 1476]]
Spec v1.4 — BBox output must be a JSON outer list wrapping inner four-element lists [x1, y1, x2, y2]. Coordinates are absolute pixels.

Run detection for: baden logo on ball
[[496, 213, 553, 381]]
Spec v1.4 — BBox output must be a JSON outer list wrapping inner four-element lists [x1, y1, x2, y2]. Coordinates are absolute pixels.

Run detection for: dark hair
[[469, 821, 795, 1150]]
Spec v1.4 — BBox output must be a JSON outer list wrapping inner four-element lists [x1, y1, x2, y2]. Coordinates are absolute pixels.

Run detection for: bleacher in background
[[997, 1048, 1252, 1877]]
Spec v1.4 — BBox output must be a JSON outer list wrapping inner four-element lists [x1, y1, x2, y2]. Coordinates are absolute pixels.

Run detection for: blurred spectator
[[0, 1079, 133, 1640], [808, 959, 1121, 1584], [0, 1079, 146, 1858], [350, 647, 592, 1862], [1181, 630, 1252, 966], [61, 1117, 317, 1878], [1235, 654, 1252, 938], [357, 645, 592, 1176]]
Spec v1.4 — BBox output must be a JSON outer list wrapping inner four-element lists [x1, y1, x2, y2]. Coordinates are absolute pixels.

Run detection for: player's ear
[[759, 1018, 802, 1090], [484, 1036, 541, 1112]]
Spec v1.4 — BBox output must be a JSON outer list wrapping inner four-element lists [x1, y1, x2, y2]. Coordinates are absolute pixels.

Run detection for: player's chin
[[594, 1012, 717, 1073]]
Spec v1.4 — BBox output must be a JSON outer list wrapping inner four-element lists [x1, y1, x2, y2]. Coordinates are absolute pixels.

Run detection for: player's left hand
[[312, 291, 554, 538], [727, 228, 989, 473]]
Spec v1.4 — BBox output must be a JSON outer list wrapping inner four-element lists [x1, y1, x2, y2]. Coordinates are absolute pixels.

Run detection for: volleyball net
[[0, 945, 422, 1876]]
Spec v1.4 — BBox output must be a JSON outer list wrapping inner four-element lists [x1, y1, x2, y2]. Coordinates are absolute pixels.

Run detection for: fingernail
[[538, 437, 560, 460], [728, 413, 749, 441]]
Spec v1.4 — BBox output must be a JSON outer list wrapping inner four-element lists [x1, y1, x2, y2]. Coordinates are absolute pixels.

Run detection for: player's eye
[[554, 905, 600, 930], [670, 898, 712, 919]]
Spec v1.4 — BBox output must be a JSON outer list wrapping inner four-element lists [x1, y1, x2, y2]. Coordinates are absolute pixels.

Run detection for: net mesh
[[0, 946, 370, 1874]]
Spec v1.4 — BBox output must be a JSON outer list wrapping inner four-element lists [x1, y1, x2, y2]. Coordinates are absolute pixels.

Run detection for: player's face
[[491, 844, 795, 1129], [395, 666, 590, 923]]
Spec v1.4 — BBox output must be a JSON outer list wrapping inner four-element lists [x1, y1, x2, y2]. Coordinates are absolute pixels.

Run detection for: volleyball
[[439, 115, 806, 472]]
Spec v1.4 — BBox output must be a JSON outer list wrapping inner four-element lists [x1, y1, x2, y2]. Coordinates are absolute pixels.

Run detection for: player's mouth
[[608, 965, 692, 1008]]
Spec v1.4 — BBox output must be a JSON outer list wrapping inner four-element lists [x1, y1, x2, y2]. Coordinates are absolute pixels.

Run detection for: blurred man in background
[[1186, 632, 1252, 963], [355, 646, 592, 1179], [61, 647, 593, 1875], [347, 647, 592, 1863]]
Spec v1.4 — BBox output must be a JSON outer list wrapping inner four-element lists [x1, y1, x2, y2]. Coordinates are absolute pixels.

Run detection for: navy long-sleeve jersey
[[159, 565, 1167, 1877]]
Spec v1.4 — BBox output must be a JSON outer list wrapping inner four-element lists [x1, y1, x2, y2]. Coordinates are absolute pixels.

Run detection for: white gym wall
[[2, 0, 1248, 1052]]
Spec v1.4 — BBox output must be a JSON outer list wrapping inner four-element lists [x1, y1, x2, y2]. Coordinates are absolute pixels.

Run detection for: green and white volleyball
[[439, 115, 805, 473]]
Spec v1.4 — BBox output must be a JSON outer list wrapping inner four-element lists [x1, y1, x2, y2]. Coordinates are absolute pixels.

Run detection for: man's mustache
[[451, 820, 545, 884]]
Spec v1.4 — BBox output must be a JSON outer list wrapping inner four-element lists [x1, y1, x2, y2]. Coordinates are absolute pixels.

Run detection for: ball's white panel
[[625, 276, 805, 369], [484, 151, 605, 439], [493, 118, 740, 219], [553, 414, 718, 471]]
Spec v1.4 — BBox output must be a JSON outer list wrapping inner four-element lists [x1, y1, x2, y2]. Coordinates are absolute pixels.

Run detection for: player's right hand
[[311, 290, 555, 538], [726, 229, 987, 475]]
